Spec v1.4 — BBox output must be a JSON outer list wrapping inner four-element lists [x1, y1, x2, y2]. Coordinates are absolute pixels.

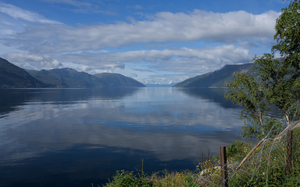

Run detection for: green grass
[[92, 169, 196, 187], [98, 128, 300, 187]]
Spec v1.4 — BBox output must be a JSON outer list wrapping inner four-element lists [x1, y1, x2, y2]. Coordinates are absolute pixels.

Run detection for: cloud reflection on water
[[0, 87, 243, 166]]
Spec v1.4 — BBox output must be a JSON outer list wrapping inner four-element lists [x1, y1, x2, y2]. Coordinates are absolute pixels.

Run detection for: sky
[[0, 0, 289, 84]]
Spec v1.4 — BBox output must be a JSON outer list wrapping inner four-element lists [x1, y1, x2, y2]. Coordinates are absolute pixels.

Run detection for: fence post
[[220, 146, 228, 187], [286, 130, 293, 174]]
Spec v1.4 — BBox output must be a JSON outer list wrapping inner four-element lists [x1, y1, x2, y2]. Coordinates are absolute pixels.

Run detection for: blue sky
[[0, 0, 289, 84]]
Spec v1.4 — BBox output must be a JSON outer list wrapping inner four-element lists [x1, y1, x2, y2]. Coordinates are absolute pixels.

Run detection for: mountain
[[27, 69, 145, 88], [174, 63, 254, 88], [26, 69, 69, 88], [0, 57, 46, 88], [44, 68, 107, 88], [0, 56, 144, 88], [94, 73, 146, 87]]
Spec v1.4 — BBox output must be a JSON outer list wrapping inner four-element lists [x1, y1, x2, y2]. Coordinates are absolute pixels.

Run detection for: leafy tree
[[225, 0, 300, 140], [225, 70, 282, 139]]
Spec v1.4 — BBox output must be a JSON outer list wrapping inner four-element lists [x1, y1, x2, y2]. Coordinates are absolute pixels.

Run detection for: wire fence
[[192, 120, 300, 187]]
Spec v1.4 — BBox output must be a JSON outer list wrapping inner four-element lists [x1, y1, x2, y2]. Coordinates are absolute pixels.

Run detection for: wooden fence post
[[286, 130, 293, 174], [220, 146, 228, 187]]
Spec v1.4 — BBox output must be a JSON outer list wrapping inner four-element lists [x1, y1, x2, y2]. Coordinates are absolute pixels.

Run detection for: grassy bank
[[95, 127, 300, 187]]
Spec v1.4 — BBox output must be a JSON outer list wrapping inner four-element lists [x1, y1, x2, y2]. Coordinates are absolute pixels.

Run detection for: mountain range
[[1, 56, 258, 89], [0, 57, 145, 88], [173, 63, 256, 88]]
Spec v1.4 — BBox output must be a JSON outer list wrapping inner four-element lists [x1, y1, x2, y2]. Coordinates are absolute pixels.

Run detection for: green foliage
[[183, 181, 197, 187], [102, 170, 196, 187], [227, 140, 251, 158], [225, 71, 282, 139], [226, 0, 300, 140], [273, 0, 300, 58], [104, 170, 153, 187]]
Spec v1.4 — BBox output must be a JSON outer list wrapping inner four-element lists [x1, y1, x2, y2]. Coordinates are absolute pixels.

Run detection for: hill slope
[[174, 63, 254, 88], [26, 69, 69, 88], [45, 68, 107, 88], [94, 73, 146, 87], [0, 58, 46, 88]]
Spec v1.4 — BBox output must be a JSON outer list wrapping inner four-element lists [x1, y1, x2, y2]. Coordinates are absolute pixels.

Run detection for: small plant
[[103, 170, 153, 187]]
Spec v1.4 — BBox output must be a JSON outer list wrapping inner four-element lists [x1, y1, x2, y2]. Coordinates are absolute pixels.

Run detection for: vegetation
[[98, 170, 196, 187], [225, 0, 300, 140]]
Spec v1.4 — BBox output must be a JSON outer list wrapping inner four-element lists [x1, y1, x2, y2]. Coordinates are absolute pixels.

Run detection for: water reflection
[[0, 87, 245, 187], [0, 88, 140, 116], [178, 88, 239, 108]]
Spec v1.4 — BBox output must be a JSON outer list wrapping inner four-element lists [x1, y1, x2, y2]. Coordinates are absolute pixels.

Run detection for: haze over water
[[0, 87, 245, 186]]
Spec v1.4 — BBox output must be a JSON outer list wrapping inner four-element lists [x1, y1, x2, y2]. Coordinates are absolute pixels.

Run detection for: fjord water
[[0, 87, 244, 187]]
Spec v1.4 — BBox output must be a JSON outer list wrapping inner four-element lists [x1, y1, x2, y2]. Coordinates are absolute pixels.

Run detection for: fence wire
[[192, 120, 300, 187]]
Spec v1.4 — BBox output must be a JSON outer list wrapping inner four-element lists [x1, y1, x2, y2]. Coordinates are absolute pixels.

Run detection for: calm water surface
[[0, 87, 245, 186]]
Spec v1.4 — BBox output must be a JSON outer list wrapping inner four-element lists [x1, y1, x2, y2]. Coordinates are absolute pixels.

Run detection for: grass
[[92, 169, 196, 187], [96, 127, 300, 187]]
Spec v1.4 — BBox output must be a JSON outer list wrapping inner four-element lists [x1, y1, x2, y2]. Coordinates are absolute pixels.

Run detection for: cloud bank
[[6, 53, 64, 70], [5, 10, 279, 53], [6, 44, 252, 75]]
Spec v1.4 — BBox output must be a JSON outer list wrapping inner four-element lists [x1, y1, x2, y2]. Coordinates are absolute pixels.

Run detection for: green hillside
[[174, 63, 254, 88]]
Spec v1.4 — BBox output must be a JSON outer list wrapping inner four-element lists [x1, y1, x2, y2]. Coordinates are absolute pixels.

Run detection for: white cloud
[[7, 10, 279, 53], [41, 0, 117, 15], [56, 45, 251, 83], [0, 3, 61, 24], [3, 45, 251, 83], [59, 45, 251, 68], [5, 53, 64, 70], [42, 0, 92, 7]]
